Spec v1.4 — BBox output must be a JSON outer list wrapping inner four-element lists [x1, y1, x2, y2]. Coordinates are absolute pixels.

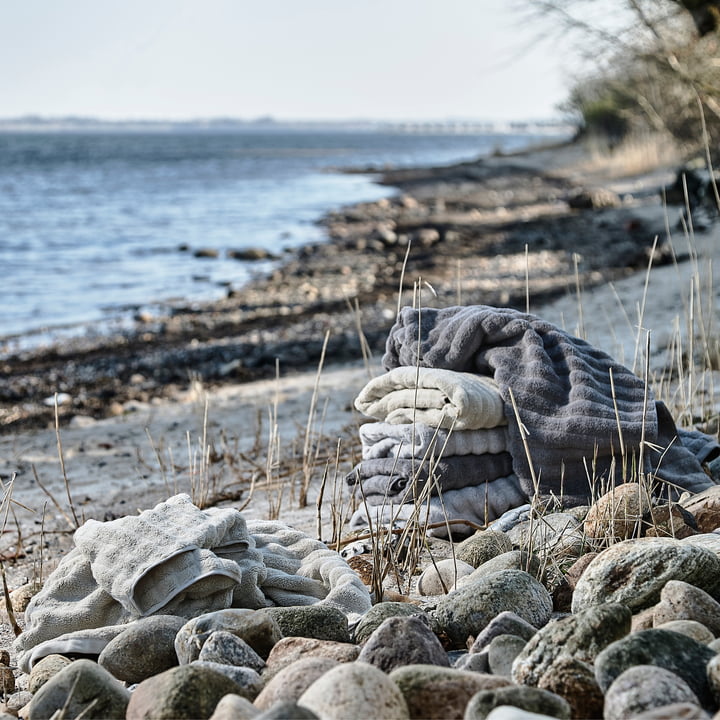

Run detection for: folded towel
[[360, 422, 509, 460], [349, 474, 528, 538], [383, 305, 719, 503], [354, 366, 506, 430], [346, 453, 515, 503]]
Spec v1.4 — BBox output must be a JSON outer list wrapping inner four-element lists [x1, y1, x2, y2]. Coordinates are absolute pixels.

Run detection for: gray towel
[[359, 422, 509, 459], [383, 305, 719, 504], [349, 474, 528, 538], [346, 453, 514, 503]]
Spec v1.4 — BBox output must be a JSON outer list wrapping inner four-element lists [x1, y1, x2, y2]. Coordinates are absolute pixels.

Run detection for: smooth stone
[[264, 637, 359, 674], [98, 615, 185, 683], [464, 685, 571, 720], [487, 635, 528, 677], [455, 652, 490, 672], [469, 611, 538, 654], [417, 558, 476, 595], [512, 602, 631, 687], [27, 659, 130, 720], [485, 709, 569, 720], [175, 609, 282, 663], [357, 615, 450, 672], [298, 661, 409, 720], [595, 628, 717, 710], [681, 534, 720, 557], [571, 538, 720, 613], [4, 692, 33, 716], [655, 619, 715, 644], [353, 602, 430, 644], [505, 513, 585, 560], [208, 693, 260, 719], [653, 580, 720, 635], [681, 486, 720, 532], [705, 653, 720, 705], [455, 531, 513, 568], [262, 606, 350, 643], [191, 661, 262, 698], [628, 703, 710, 719], [643, 503, 698, 539], [255, 702, 319, 719], [254, 657, 339, 711], [432, 570, 552, 649], [198, 630, 265, 671], [583, 483, 652, 541], [604, 664, 701, 720], [536, 656, 604, 720], [389, 665, 510, 720], [27, 654, 72, 694], [458, 551, 541, 588], [126, 664, 243, 720]]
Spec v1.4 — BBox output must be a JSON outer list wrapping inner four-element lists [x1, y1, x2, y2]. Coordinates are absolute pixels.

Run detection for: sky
[[0, 1, 576, 123]]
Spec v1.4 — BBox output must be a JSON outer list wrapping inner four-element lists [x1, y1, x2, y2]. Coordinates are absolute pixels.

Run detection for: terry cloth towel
[[359, 422, 509, 460], [15, 494, 371, 672], [346, 453, 515, 503], [354, 366, 507, 430], [349, 474, 528, 538], [383, 305, 720, 504]]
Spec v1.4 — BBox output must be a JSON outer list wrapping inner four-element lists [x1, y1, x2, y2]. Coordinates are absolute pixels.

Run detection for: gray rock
[[357, 615, 450, 672], [627, 703, 710, 720], [595, 629, 717, 710], [654, 619, 714, 644], [353, 602, 429, 644], [265, 637, 359, 674], [254, 657, 339, 711], [603, 664, 701, 720], [505, 513, 585, 560], [484, 709, 566, 720], [512, 602, 631, 686], [389, 664, 510, 720], [455, 531, 513, 568], [208, 693, 260, 720], [256, 702, 319, 720], [653, 580, 720, 635], [455, 652, 490, 673], [98, 614, 185, 683], [681, 534, 720, 556], [535, 656, 604, 720], [4, 692, 33, 716], [27, 659, 130, 720], [465, 685, 571, 720], [571, 538, 720, 613], [705, 652, 720, 705], [432, 570, 552, 649], [487, 635, 528, 678], [27, 654, 72, 694], [298, 662, 409, 719], [198, 630, 265, 671], [262, 605, 350, 643], [175, 608, 282, 663], [126, 664, 243, 720], [191, 661, 262, 698], [417, 558, 475, 595], [469, 611, 538, 654], [458, 552, 541, 587]]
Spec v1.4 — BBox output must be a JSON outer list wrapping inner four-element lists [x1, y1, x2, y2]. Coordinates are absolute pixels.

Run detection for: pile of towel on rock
[[347, 304, 720, 536]]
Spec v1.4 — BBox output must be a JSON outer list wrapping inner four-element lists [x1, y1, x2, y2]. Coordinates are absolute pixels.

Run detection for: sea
[[0, 125, 568, 350]]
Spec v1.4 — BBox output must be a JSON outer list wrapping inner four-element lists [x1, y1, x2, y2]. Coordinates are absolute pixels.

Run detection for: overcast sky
[[1, 0, 576, 122]]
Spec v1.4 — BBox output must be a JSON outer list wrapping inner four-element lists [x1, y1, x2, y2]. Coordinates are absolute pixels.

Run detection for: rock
[[27, 654, 72, 694], [603, 664, 701, 720], [98, 614, 185, 683], [254, 657, 339, 711], [644, 503, 698, 539], [595, 628, 717, 710], [389, 665, 510, 720], [262, 605, 350, 643], [681, 486, 720, 532], [27, 659, 130, 720], [126, 664, 243, 719], [353, 602, 430, 644], [432, 570, 552, 649], [571, 538, 720, 612], [487, 634, 528, 677], [256, 702, 319, 719], [417, 558, 475, 595], [626, 703, 710, 719], [5, 691, 33, 716], [464, 686, 571, 720], [191, 661, 262, 698], [298, 662, 409, 720], [208, 693, 260, 719], [455, 652, 489, 672], [175, 609, 282, 663], [536, 656, 604, 720], [193, 248, 219, 258], [357, 615, 449, 672], [458, 551, 542, 587], [652, 580, 720, 635], [654, 619, 714, 644], [505, 513, 585, 560], [198, 630, 265, 671], [227, 247, 277, 261], [264, 637, 359, 674], [455, 531, 513, 568], [567, 187, 621, 209], [469, 611, 538, 654], [583, 483, 652, 541], [683, 534, 720, 556], [705, 652, 720, 705], [512, 602, 630, 687]]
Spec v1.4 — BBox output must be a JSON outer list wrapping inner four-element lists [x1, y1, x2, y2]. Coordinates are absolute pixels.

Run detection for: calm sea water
[[0, 128, 563, 346]]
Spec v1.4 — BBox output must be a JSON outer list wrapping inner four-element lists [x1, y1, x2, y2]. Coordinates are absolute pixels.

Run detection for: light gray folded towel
[[383, 305, 719, 504], [349, 474, 528, 538], [360, 422, 509, 459], [354, 366, 507, 430], [346, 453, 515, 503]]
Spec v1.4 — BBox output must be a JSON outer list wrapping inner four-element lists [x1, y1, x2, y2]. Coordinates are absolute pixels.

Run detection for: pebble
[[256, 702, 320, 719], [680, 486, 720, 532], [457, 551, 542, 587], [487, 634, 529, 677], [454, 530, 513, 567], [417, 558, 475, 595], [583, 483, 652, 541], [431, 569, 553, 648], [469, 611, 538, 653], [198, 630, 266, 671], [264, 637, 360, 674], [603, 664, 701, 720], [627, 703, 711, 720], [652, 579, 720, 635], [208, 693, 260, 719], [535, 656, 604, 720], [254, 657, 339, 711], [455, 652, 490, 672], [571, 537, 720, 613], [298, 661, 410, 720], [484, 709, 567, 720], [98, 614, 185, 683], [353, 602, 429, 644], [653, 619, 714, 644], [464, 685, 571, 720], [505, 512, 585, 560], [190, 661, 262, 698], [27, 654, 72, 694], [357, 615, 450, 671], [643, 503, 698, 539], [262, 605, 351, 643]]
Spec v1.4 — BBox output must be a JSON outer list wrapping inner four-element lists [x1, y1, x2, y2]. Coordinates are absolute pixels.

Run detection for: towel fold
[[346, 453, 515, 503], [354, 366, 506, 430], [359, 422, 509, 460]]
